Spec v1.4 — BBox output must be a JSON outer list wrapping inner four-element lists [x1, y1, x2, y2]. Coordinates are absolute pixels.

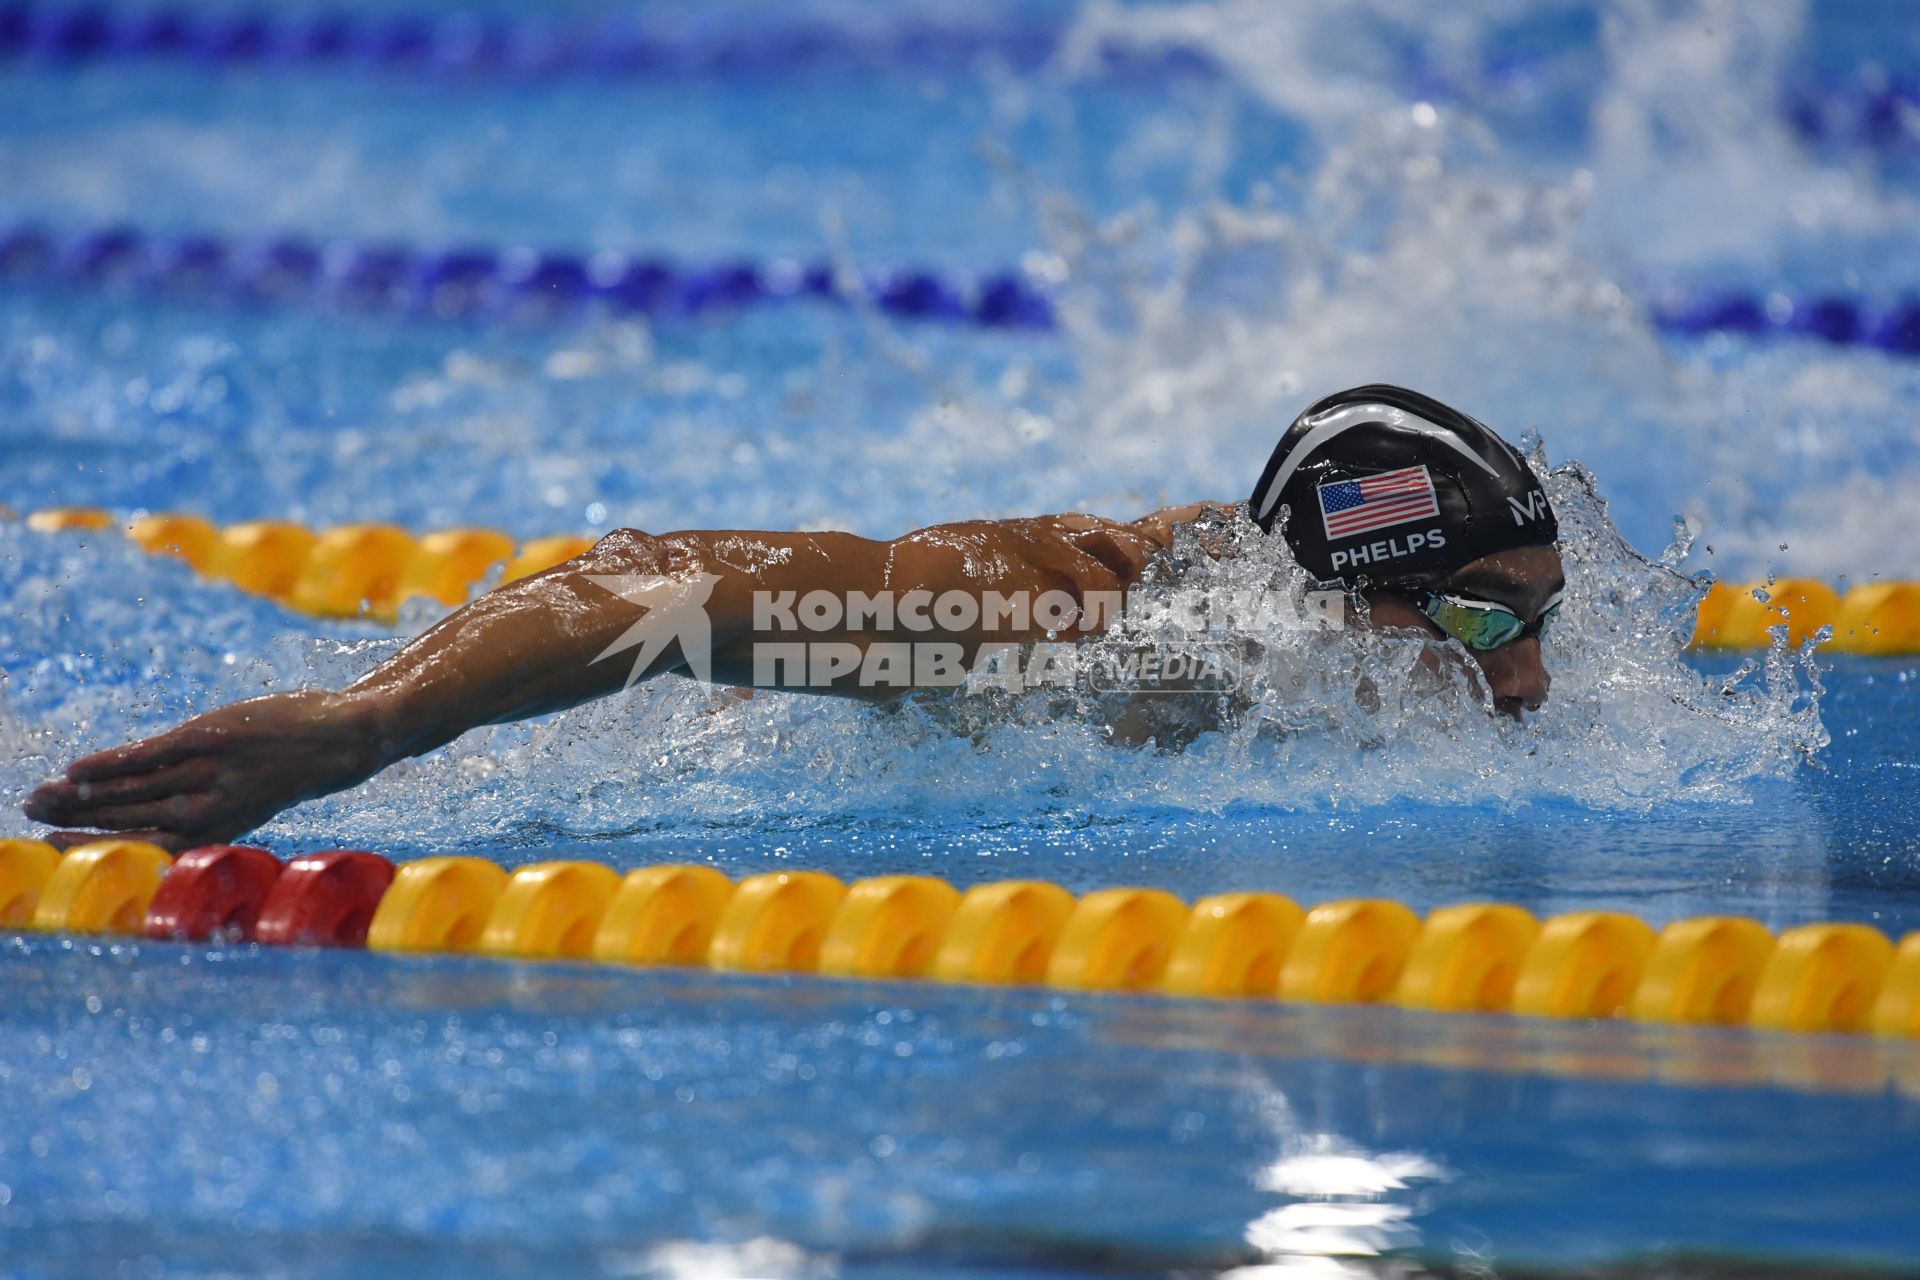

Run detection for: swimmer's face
[[1363, 544, 1564, 719]]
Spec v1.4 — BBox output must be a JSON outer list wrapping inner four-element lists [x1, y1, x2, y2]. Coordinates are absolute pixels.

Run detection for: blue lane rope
[[0, 222, 1058, 330], [6, 220, 1920, 354], [1651, 289, 1920, 356], [1784, 79, 1920, 150], [0, 3, 1213, 78], [2, 4, 1916, 153]]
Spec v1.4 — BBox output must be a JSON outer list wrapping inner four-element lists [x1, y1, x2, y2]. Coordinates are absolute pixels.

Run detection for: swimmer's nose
[[1485, 637, 1550, 720]]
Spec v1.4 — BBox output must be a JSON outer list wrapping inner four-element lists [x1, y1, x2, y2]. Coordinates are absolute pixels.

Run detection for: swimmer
[[25, 384, 1564, 849]]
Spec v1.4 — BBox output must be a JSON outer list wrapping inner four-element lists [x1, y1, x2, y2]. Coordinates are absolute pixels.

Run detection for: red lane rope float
[[20, 507, 1920, 650], [143, 844, 282, 942], [256, 851, 396, 947], [139, 845, 396, 945], [8, 838, 1920, 1044]]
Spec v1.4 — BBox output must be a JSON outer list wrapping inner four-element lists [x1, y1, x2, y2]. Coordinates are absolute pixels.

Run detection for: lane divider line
[[1652, 289, 1920, 356], [0, 4, 1190, 80], [4, 838, 1917, 1042], [0, 223, 1056, 330], [2, 3, 1915, 158], [17, 506, 1920, 652], [11, 221, 1920, 355]]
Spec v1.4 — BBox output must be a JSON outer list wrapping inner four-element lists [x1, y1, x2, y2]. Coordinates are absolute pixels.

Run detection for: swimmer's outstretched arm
[[26, 512, 1174, 849]]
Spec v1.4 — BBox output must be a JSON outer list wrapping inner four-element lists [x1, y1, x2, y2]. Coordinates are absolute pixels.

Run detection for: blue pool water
[[4, 1, 1920, 1275]]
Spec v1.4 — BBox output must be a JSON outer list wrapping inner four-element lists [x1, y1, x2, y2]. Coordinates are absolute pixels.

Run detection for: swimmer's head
[[1250, 384, 1562, 717], [1248, 384, 1557, 589]]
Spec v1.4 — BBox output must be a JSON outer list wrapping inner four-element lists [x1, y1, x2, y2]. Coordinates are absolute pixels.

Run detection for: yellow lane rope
[[5, 839, 1917, 1041]]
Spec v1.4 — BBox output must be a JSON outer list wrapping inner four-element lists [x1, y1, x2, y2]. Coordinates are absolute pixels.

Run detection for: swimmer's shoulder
[[878, 502, 1237, 590], [987, 501, 1235, 546], [991, 501, 1239, 583]]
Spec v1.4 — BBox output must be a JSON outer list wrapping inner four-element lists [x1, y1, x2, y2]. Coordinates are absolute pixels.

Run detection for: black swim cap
[[1248, 384, 1557, 586]]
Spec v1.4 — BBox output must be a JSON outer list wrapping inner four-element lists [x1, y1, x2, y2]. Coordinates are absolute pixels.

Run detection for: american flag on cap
[[1317, 465, 1439, 540]]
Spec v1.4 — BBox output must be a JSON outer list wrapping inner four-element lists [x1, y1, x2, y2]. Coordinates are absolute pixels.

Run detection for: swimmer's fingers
[[26, 759, 219, 826], [64, 724, 219, 784], [27, 793, 222, 841], [43, 828, 197, 854]]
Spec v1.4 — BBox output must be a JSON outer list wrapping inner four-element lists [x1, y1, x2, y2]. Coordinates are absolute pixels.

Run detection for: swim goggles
[[1396, 588, 1563, 652]]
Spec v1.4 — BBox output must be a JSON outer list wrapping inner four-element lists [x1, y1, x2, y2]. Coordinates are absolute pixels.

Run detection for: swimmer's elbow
[[578, 527, 716, 579], [585, 527, 666, 570], [526, 527, 682, 606], [568, 528, 737, 610]]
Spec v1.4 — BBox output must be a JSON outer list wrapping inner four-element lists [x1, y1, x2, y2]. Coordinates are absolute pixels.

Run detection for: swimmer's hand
[[23, 691, 387, 852]]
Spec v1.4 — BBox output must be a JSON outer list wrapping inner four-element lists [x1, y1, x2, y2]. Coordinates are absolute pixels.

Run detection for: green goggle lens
[[1414, 592, 1560, 652]]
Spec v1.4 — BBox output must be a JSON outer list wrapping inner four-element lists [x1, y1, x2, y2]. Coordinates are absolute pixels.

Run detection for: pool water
[[3, 1, 1920, 1276]]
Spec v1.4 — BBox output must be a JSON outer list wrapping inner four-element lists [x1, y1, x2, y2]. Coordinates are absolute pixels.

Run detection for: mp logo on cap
[[1508, 490, 1550, 525]]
